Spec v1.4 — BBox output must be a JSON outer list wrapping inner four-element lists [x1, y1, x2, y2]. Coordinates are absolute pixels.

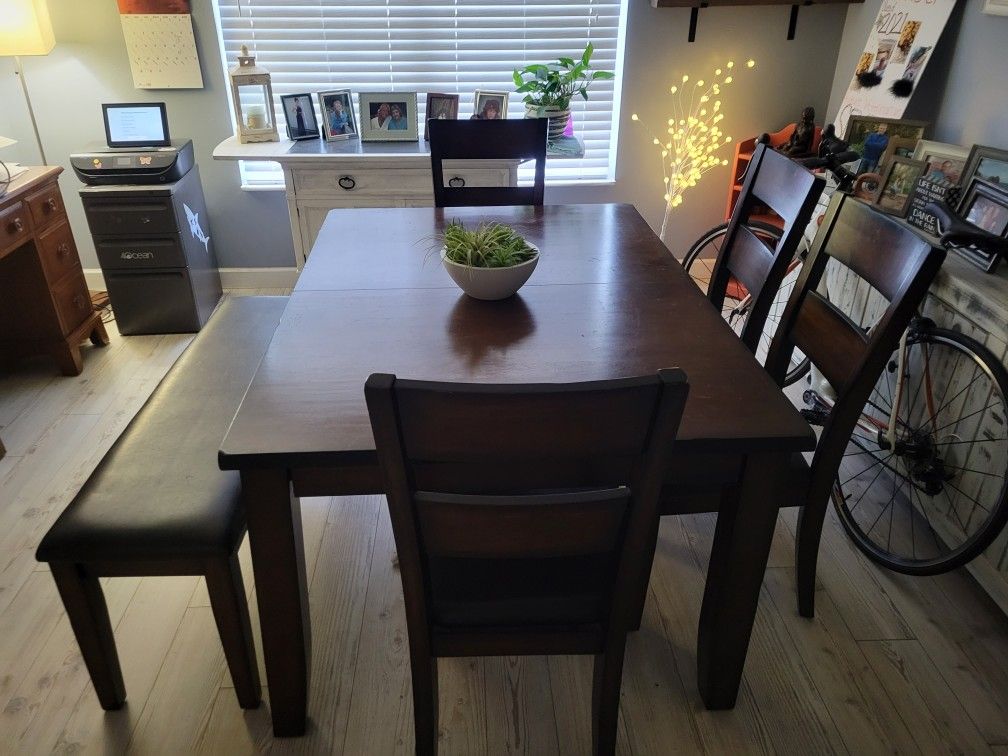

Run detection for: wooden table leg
[[241, 468, 311, 736], [696, 452, 785, 709]]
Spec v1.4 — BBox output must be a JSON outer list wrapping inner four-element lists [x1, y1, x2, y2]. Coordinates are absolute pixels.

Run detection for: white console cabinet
[[213, 136, 518, 268]]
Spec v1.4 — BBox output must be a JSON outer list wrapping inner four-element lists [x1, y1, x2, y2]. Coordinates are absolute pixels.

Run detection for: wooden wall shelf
[[651, 0, 864, 41]]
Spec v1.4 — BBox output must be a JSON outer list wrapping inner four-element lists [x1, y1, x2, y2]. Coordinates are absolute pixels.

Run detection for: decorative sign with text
[[906, 175, 946, 237], [833, 0, 956, 139]]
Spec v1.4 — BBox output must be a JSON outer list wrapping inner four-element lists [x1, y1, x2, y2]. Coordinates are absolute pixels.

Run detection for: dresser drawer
[[82, 198, 178, 236], [436, 167, 513, 189], [51, 270, 92, 334], [293, 168, 432, 197], [26, 184, 65, 230], [0, 201, 31, 253], [38, 220, 80, 283], [95, 235, 187, 269]]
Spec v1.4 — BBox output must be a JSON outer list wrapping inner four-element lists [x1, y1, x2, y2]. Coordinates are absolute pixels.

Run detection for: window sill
[[239, 178, 617, 192]]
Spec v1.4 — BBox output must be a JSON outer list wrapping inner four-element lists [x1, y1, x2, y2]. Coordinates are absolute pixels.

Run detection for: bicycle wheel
[[682, 221, 810, 385], [832, 325, 1008, 574]]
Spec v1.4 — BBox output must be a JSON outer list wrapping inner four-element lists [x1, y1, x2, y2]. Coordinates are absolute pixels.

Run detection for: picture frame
[[358, 92, 419, 142], [424, 93, 459, 141], [280, 93, 320, 141], [879, 136, 919, 174], [842, 116, 929, 175], [317, 90, 358, 142], [472, 90, 509, 121], [873, 156, 927, 217], [911, 140, 970, 188], [953, 178, 1008, 273], [960, 145, 1008, 202], [905, 141, 970, 237]]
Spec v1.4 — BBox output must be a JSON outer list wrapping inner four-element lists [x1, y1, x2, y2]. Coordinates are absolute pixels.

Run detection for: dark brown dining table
[[219, 203, 815, 736]]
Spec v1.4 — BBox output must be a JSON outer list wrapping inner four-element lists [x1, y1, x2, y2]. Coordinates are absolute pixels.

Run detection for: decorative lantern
[[228, 44, 279, 143]]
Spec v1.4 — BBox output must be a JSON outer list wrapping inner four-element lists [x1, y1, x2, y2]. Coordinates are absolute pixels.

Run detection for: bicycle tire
[[682, 221, 810, 386], [832, 325, 1008, 575]]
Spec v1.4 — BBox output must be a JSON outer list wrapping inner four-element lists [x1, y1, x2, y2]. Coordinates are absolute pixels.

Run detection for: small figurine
[[778, 106, 817, 157]]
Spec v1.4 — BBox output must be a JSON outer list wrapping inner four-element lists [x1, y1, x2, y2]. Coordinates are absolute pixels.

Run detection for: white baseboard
[[84, 267, 299, 291]]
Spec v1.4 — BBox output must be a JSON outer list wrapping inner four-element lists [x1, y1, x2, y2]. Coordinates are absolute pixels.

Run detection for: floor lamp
[[0, 0, 56, 166]]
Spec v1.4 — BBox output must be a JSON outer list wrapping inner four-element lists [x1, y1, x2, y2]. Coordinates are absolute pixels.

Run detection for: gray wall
[[0, 0, 289, 269], [825, 0, 1008, 146], [1, 0, 847, 269]]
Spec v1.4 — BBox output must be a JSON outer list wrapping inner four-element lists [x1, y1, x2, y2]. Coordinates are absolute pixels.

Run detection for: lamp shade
[[0, 0, 55, 56]]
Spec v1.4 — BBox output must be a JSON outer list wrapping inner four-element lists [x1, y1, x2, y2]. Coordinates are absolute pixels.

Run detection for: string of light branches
[[633, 59, 755, 241]]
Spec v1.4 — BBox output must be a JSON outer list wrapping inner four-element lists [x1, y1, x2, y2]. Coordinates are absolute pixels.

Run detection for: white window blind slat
[[212, 0, 627, 186]]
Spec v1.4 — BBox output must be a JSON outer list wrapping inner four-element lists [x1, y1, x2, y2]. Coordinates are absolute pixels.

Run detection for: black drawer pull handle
[[9, 217, 25, 233], [448, 176, 466, 188], [44, 197, 58, 212], [57, 243, 71, 258], [338, 175, 356, 190]]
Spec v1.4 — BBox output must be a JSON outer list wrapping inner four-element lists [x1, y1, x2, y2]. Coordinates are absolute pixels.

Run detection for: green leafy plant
[[512, 43, 615, 110], [434, 221, 537, 268]]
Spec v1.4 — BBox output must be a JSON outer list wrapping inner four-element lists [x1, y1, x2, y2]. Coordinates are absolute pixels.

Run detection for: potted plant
[[512, 43, 615, 142], [435, 221, 539, 300]]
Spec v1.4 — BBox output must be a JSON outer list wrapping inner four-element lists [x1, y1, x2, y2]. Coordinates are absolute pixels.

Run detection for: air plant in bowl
[[433, 221, 539, 300]]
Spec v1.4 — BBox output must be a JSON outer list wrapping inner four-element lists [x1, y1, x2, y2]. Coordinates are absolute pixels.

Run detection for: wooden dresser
[[213, 137, 519, 268], [0, 166, 109, 375]]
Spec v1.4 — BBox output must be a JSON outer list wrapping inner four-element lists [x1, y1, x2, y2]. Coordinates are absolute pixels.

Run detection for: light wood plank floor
[[1, 292, 1007, 754]]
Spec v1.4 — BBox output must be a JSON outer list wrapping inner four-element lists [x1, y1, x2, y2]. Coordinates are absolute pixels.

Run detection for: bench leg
[[206, 553, 262, 709], [49, 563, 126, 710]]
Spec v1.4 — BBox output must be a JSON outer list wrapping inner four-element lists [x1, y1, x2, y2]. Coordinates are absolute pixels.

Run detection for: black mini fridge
[[80, 165, 222, 335]]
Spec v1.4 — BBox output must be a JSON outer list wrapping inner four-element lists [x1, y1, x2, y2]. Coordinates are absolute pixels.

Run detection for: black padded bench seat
[[36, 295, 288, 712]]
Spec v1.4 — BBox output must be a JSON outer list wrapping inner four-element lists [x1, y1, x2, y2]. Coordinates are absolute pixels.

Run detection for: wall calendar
[[118, 0, 204, 90]]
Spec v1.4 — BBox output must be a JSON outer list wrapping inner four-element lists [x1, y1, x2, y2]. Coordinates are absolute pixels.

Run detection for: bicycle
[[801, 194, 1008, 574], [685, 139, 1008, 574]]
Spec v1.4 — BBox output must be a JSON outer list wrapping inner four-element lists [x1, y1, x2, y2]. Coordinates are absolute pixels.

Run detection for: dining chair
[[763, 193, 946, 617], [365, 370, 690, 755], [428, 118, 547, 207], [703, 142, 825, 357]]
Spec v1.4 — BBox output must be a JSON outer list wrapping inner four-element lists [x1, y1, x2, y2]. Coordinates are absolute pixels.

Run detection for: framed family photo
[[424, 93, 459, 140], [359, 93, 419, 142], [472, 91, 508, 120], [280, 93, 320, 141], [874, 156, 926, 217], [911, 140, 969, 188], [318, 90, 357, 141], [843, 116, 928, 175], [955, 178, 1008, 272], [960, 145, 1008, 196]]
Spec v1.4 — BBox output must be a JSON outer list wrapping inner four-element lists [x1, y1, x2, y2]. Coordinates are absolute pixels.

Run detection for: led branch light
[[633, 59, 755, 242]]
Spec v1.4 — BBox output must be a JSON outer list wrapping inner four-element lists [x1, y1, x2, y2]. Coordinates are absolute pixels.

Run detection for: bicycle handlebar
[[797, 151, 861, 191], [925, 198, 1008, 259]]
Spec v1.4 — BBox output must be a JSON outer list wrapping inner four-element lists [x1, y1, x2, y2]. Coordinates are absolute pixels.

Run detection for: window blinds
[[212, 0, 627, 186]]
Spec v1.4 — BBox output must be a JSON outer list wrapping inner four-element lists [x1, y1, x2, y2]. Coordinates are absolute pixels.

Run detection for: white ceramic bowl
[[441, 245, 539, 300]]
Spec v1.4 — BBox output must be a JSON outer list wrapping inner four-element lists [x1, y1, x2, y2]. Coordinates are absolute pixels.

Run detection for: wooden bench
[[35, 296, 288, 711]]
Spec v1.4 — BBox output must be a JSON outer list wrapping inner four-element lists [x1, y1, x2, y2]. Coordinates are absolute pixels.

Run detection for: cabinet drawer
[[52, 270, 92, 334], [82, 198, 178, 236], [293, 168, 432, 197], [436, 168, 513, 189], [38, 220, 81, 283], [26, 184, 65, 229], [0, 201, 31, 254], [95, 236, 187, 269]]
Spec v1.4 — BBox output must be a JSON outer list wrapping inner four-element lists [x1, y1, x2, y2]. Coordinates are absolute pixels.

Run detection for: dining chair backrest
[[428, 118, 547, 207], [706, 142, 825, 355], [365, 369, 689, 754], [763, 192, 945, 616]]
